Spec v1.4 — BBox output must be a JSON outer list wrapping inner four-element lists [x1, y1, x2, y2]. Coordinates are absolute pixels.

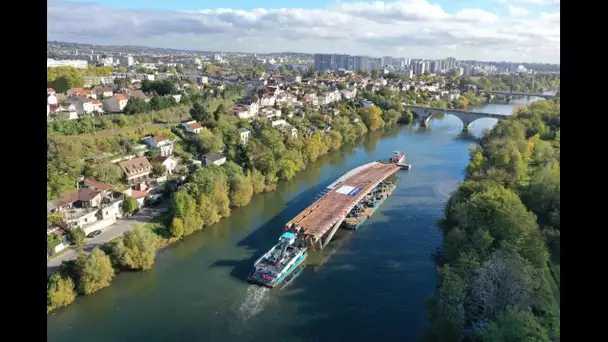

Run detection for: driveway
[[47, 201, 170, 275]]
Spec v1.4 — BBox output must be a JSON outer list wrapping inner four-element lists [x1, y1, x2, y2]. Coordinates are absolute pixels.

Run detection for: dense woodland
[[423, 99, 560, 341]]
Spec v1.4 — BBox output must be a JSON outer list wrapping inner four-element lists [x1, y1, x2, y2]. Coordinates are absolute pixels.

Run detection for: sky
[[48, 0, 560, 63]]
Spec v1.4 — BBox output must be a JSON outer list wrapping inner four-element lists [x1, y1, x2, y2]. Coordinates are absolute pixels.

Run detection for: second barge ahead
[[342, 180, 396, 230]]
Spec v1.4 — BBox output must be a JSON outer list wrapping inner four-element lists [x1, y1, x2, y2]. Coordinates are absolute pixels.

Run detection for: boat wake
[[237, 285, 271, 322]]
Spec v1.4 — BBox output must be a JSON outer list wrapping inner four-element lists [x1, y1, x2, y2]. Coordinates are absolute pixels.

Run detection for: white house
[[237, 127, 251, 144], [171, 94, 182, 103], [202, 152, 226, 166], [182, 121, 203, 134], [150, 155, 179, 174], [141, 135, 174, 157], [47, 104, 50, 117], [52, 104, 78, 120], [260, 94, 276, 107], [47, 88, 56, 96], [68, 96, 95, 115], [47, 94, 58, 105], [103, 94, 129, 112], [91, 99, 103, 113]]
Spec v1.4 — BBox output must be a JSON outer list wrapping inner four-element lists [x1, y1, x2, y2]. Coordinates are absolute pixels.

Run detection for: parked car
[[86, 230, 102, 238]]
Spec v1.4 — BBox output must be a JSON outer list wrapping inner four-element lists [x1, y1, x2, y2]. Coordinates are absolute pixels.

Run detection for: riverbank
[[48, 115, 474, 342], [424, 99, 560, 340], [46, 105, 408, 313]]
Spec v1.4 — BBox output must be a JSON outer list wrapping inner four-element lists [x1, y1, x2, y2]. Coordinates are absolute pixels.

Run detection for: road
[[47, 202, 170, 275]]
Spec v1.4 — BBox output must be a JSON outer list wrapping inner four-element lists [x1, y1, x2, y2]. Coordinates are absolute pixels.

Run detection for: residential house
[[237, 127, 251, 144], [47, 93, 58, 105], [66, 88, 90, 97], [93, 87, 115, 99], [52, 103, 78, 120], [202, 152, 226, 166], [47, 88, 56, 96], [340, 88, 357, 100], [103, 94, 129, 112], [239, 98, 260, 117], [53, 187, 104, 228], [361, 100, 375, 108], [118, 156, 153, 188], [130, 90, 151, 102], [181, 120, 203, 134], [91, 99, 103, 113], [47, 104, 50, 117], [141, 135, 174, 156], [260, 93, 276, 107], [150, 155, 179, 175], [233, 107, 253, 120], [68, 95, 95, 115], [171, 94, 182, 103]]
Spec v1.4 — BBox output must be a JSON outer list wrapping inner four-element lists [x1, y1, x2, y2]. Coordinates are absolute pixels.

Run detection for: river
[[47, 97, 545, 342]]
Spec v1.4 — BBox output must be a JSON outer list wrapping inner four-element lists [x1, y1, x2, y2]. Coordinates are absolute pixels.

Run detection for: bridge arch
[[403, 105, 508, 134]]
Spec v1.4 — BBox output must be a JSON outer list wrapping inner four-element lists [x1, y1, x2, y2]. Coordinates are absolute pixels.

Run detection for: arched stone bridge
[[402, 105, 509, 132]]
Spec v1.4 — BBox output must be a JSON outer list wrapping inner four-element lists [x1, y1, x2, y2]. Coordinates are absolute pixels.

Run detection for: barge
[[247, 232, 308, 288], [342, 180, 396, 230]]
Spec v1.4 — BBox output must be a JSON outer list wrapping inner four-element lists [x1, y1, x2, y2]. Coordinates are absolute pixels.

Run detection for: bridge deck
[[286, 162, 400, 240]]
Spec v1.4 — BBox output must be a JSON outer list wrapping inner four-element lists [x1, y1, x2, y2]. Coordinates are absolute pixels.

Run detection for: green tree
[[359, 106, 385, 131], [195, 128, 224, 153], [47, 273, 76, 313], [251, 169, 266, 194], [190, 102, 214, 127], [119, 225, 159, 270], [66, 227, 85, 251], [152, 163, 167, 177], [75, 248, 115, 295], [229, 175, 254, 207], [170, 217, 186, 238], [90, 163, 123, 184], [481, 308, 549, 342], [122, 196, 138, 216]]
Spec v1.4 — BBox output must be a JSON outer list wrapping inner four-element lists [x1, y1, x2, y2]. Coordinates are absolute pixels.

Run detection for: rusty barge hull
[[285, 162, 400, 249]]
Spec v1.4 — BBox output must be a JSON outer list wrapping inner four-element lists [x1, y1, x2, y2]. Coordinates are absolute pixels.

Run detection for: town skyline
[[48, 40, 560, 66], [48, 0, 560, 64]]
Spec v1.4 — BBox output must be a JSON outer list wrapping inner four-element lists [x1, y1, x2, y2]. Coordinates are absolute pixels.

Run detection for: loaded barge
[[342, 180, 396, 230], [248, 153, 410, 287]]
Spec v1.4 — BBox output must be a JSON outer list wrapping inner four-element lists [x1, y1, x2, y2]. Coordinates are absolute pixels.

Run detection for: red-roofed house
[[66, 88, 90, 97], [102, 94, 129, 112], [181, 120, 203, 134], [47, 88, 56, 95]]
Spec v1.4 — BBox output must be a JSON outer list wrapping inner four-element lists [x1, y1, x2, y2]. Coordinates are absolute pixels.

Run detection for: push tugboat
[[391, 151, 411, 170], [247, 232, 308, 288]]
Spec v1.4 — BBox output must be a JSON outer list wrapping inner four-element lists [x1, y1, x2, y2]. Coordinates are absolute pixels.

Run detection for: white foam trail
[[237, 285, 271, 322]]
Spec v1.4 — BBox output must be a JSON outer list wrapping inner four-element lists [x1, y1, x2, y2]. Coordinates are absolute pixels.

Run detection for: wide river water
[[47, 98, 543, 342]]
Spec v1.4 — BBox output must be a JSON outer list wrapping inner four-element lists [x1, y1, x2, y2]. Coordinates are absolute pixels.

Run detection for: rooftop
[[54, 187, 100, 207], [118, 156, 152, 176], [203, 152, 225, 162]]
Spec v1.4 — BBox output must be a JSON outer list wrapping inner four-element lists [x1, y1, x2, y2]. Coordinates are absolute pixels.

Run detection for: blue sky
[[50, 1, 560, 63]]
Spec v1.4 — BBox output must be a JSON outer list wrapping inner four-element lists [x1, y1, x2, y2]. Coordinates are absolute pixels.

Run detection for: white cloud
[[508, 5, 530, 16], [47, 0, 560, 63], [497, 0, 559, 5]]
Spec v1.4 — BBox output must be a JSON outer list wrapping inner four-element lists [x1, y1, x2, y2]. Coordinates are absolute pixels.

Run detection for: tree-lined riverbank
[[424, 99, 560, 341]]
